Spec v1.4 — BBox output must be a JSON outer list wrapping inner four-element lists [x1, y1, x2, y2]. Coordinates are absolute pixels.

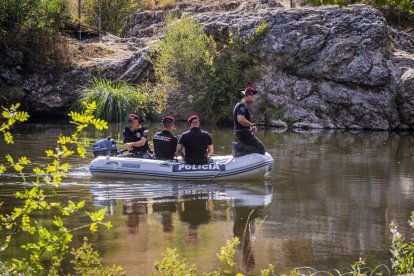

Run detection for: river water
[[0, 123, 413, 274]]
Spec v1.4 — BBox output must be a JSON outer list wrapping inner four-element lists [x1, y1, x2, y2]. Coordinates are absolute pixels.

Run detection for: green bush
[[390, 211, 414, 274], [81, 0, 144, 35], [306, 0, 414, 14], [153, 17, 266, 124], [78, 78, 166, 123], [0, 0, 68, 31]]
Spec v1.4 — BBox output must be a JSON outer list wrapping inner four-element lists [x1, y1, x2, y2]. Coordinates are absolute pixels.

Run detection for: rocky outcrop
[[0, 35, 150, 116], [1, 3, 414, 129], [184, 5, 413, 130]]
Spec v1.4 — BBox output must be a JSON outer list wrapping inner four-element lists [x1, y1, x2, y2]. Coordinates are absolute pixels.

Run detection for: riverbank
[[1, 2, 414, 130]]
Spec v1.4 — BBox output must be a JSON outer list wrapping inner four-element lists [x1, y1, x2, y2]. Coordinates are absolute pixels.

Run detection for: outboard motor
[[93, 137, 117, 157]]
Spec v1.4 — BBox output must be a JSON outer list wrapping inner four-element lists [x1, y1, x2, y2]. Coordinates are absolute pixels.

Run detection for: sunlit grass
[[77, 78, 161, 123]]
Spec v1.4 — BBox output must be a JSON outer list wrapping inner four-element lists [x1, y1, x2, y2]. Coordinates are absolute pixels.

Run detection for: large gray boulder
[[188, 5, 414, 129]]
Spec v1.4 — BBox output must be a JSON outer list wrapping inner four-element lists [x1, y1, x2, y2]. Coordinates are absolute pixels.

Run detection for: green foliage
[[78, 78, 167, 123], [152, 16, 267, 124], [153, 15, 213, 94], [0, 102, 119, 274], [0, 0, 68, 31], [215, 238, 240, 275], [153, 248, 197, 276], [71, 237, 125, 275], [257, 99, 284, 124], [0, 103, 30, 144], [390, 211, 414, 274], [307, 0, 414, 15], [81, 0, 144, 35]]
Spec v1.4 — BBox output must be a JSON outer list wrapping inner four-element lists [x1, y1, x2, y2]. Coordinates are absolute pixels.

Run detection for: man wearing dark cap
[[123, 113, 152, 158], [177, 115, 214, 165], [153, 116, 178, 160], [233, 87, 265, 157]]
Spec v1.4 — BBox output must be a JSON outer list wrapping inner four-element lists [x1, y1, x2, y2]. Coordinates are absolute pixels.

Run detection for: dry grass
[[144, 0, 176, 10], [68, 40, 116, 62]]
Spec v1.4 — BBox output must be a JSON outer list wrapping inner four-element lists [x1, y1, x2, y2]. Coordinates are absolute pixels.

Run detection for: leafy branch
[[0, 101, 117, 274]]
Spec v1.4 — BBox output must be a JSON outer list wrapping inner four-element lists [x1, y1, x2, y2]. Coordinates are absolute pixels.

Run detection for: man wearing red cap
[[123, 113, 152, 158], [177, 115, 214, 165], [233, 87, 265, 157], [153, 116, 178, 160]]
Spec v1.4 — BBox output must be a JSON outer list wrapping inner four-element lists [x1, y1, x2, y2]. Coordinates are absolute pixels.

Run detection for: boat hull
[[90, 153, 273, 181]]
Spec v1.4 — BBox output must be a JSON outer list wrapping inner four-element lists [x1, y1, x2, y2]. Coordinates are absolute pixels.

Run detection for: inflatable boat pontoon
[[90, 153, 273, 181]]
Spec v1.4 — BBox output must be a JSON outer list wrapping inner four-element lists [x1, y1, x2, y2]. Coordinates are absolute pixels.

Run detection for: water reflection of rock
[[260, 130, 414, 270], [91, 182, 273, 269]]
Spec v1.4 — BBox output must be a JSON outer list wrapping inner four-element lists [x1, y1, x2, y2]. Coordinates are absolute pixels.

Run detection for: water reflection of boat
[[91, 182, 273, 211], [90, 153, 274, 181], [91, 182, 273, 272]]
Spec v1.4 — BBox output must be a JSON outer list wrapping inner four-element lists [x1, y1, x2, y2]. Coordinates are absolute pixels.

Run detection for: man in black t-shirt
[[123, 113, 152, 158], [233, 87, 265, 157], [153, 116, 178, 160], [177, 115, 213, 165]]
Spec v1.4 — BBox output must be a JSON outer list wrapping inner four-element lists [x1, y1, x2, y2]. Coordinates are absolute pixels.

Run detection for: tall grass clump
[[78, 78, 166, 123], [152, 16, 266, 124]]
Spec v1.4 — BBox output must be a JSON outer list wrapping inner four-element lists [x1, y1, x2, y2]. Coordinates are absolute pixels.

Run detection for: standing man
[[233, 87, 265, 157], [153, 116, 178, 160], [123, 113, 152, 158], [177, 115, 214, 165]]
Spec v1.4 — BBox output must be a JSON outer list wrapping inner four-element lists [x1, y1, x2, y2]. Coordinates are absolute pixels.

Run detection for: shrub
[[306, 0, 414, 14], [390, 211, 414, 274], [80, 0, 144, 35], [0, 0, 68, 31], [152, 17, 266, 124], [78, 78, 167, 123], [0, 102, 117, 274]]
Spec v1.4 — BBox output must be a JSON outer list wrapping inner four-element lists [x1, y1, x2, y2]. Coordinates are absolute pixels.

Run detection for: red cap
[[243, 86, 258, 96], [162, 116, 175, 122], [128, 113, 140, 121], [187, 115, 199, 124]]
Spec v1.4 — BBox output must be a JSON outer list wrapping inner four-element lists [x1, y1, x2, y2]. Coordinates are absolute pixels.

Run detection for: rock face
[[1, 3, 414, 129], [186, 5, 414, 129], [0, 35, 151, 116]]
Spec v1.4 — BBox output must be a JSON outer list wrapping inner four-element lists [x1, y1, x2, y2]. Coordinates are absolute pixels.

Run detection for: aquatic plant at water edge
[[152, 217, 414, 276], [0, 102, 124, 274], [78, 77, 167, 123], [389, 211, 414, 274]]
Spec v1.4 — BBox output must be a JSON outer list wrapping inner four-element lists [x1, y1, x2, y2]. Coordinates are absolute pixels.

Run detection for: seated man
[[153, 116, 178, 160], [123, 113, 152, 158], [233, 86, 265, 157], [177, 115, 213, 165]]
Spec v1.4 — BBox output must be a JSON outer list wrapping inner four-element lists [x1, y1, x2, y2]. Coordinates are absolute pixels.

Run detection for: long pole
[[78, 0, 81, 41], [98, 0, 102, 39]]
